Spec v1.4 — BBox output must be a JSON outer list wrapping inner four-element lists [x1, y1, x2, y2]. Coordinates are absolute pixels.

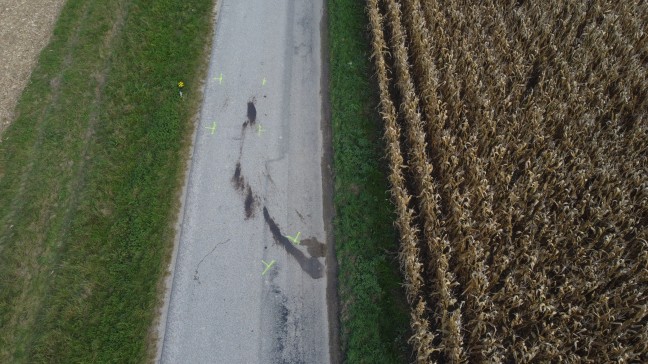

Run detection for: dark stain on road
[[263, 207, 324, 279], [276, 301, 289, 354], [239, 100, 256, 155], [267, 284, 291, 362], [244, 186, 257, 219], [232, 163, 259, 219], [301, 237, 326, 258], [232, 162, 245, 191], [247, 100, 257, 124]]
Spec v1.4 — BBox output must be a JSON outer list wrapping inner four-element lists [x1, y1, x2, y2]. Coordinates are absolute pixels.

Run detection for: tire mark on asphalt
[[234, 153, 324, 278], [232, 101, 262, 219], [247, 99, 257, 124], [263, 206, 324, 279], [244, 185, 259, 219], [232, 162, 245, 191]]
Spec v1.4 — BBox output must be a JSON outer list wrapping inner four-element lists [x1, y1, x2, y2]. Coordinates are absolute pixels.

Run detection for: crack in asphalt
[[193, 238, 231, 285]]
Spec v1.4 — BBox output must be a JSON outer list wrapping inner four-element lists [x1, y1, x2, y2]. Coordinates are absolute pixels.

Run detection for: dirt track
[[0, 0, 66, 134]]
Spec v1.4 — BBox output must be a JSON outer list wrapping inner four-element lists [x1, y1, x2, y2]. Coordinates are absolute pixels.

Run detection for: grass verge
[[327, 0, 411, 362], [0, 0, 214, 362]]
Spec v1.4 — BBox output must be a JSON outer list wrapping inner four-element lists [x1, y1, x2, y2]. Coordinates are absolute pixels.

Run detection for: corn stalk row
[[368, 0, 647, 362], [367, 0, 437, 361]]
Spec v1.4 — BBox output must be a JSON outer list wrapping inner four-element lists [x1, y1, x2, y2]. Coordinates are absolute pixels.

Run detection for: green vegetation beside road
[[327, 1, 411, 362], [0, 0, 214, 362]]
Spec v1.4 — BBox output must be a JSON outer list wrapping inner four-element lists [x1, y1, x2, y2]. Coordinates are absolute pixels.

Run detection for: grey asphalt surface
[[158, 0, 333, 363]]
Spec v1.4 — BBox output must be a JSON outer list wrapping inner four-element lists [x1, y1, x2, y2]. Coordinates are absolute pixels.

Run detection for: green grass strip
[[327, 0, 411, 362], [0, 0, 214, 362]]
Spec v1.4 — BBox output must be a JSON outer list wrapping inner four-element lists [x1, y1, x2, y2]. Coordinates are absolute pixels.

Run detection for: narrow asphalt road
[[158, 0, 336, 363]]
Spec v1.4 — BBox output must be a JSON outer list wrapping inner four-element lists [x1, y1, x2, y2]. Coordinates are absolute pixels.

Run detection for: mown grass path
[[0, 0, 214, 362]]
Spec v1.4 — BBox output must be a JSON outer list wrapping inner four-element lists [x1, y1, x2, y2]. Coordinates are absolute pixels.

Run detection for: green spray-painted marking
[[213, 73, 223, 84], [285, 232, 301, 245], [205, 121, 217, 135], [261, 259, 276, 276]]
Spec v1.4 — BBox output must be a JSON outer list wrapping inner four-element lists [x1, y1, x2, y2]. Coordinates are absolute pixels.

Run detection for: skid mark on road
[[232, 162, 245, 191], [232, 158, 323, 272], [262, 281, 306, 364], [247, 99, 257, 124], [244, 185, 259, 219], [232, 162, 260, 219], [263, 207, 324, 279], [243, 98, 257, 129]]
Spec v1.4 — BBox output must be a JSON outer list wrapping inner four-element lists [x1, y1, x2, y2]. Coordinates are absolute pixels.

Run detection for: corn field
[[367, 0, 647, 362]]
